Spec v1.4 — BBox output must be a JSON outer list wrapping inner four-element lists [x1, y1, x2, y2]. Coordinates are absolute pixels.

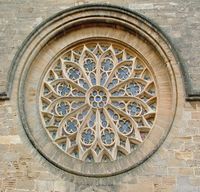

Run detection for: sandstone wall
[[0, 1, 200, 192]]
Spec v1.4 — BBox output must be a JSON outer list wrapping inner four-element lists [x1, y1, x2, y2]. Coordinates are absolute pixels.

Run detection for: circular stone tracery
[[88, 86, 109, 108], [40, 41, 157, 162]]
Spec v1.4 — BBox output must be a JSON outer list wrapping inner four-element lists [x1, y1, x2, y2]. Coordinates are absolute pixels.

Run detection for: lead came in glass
[[40, 41, 157, 162]]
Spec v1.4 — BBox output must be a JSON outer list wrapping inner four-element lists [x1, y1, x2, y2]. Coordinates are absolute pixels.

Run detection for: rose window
[[40, 41, 157, 162]]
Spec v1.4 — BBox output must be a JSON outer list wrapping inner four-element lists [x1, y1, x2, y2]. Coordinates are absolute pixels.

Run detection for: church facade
[[0, 1, 199, 192]]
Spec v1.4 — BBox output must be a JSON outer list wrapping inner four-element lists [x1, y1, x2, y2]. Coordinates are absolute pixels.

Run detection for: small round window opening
[[40, 40, 157, 163]]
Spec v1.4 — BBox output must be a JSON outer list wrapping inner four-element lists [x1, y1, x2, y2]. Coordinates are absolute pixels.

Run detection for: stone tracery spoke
[[110, 96, 153, 112], [61, 59, 92, 88], [56, 104, 89, 137], [76, 108, 97, 160], [97, 45, 117, 85], [99, 109, 118, 160], [103, 108, 119, 136], [52, 78, 87, 93], [104, 59, 136, 88], [109, 77, 147, 93], [46, 97, 85, 115], [94, 109, 115, 160], [107, 104, 142, 143], [79, 45, 98, 86]]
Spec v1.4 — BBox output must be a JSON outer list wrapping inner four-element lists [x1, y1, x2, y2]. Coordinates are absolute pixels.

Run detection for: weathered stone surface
[[0, 0, 200, 98], [118, 183, 154, 192], [0, 1, 199, 191], [0, 135, 21, 145], [175, 151, 193, 160]]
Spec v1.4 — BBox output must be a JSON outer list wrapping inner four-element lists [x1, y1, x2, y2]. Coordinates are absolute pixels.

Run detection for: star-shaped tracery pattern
[[40, 41, 157, 162]]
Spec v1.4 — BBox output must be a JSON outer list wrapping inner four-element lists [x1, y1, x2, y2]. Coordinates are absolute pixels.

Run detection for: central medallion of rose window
[[88, 86, 109, 108], [40, 41, 157, 162]]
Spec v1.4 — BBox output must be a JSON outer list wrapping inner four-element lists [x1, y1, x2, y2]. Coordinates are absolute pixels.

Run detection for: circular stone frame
[[87, 86, 110, 109], [16, 4, 179, 177]]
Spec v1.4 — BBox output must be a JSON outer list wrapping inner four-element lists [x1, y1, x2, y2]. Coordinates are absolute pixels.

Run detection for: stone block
[[117, 183, 154, 192], [0, 1, 199, 191], [175, 151, 193, 160], [0, 135, 22, 145]]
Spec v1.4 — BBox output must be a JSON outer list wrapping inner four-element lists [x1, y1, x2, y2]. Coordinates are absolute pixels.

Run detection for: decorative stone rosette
[[40, 41, 157, 162]]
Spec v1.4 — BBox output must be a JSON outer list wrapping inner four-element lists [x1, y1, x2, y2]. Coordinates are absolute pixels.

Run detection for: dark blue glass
[[89, 113, 96, 127], [90, 73, 96, 85], [79, 79, 89, 89], [118, 68, 129, 80], [68, 68, 80, 80], [66, 120, 77, 133], [102, 130, 114, 144], [84, 59, 95, 71], [119, 120, 131, 134], [128, 103, 140, 115], [58, 84, 70, 96], [100, 72, 107, 85], [95, 96, 101, 102], [127, 83, 140, 96], [82, 130, 94, 144], [57, 102, 69, 115], [102, 59, 113, 71]]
